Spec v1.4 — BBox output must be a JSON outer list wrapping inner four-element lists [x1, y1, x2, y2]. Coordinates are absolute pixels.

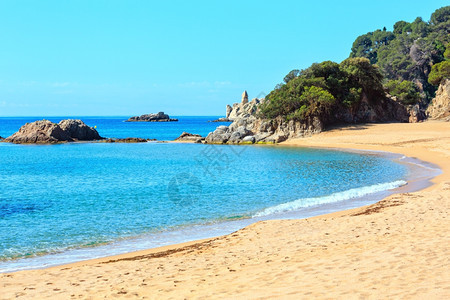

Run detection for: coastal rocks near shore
[[126, 112, 178, 122], [206, 91, 414, 145], [174, 132, 205, 143], [4, 119, 102, 144], [58, 119, 102, 140], [205, 91, 327, 144], [426, 79, 450, 121]]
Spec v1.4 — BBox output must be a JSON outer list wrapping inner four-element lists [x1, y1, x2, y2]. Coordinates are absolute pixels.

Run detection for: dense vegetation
[[349, 6, 449, 99], [260, 6, 449, 123], [260, 58, 384, 121]]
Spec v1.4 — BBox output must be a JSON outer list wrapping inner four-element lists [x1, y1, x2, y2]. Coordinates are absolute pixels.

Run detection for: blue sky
[[0, 0, 447, 116]]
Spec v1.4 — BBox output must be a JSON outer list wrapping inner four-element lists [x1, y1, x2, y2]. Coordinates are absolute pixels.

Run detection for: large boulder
[[5, 120, 73, 144], [4, 119, 103, 144], [58, 119, 102, 141], [427, 79, 450, 120], [126, 112, 178, 122]]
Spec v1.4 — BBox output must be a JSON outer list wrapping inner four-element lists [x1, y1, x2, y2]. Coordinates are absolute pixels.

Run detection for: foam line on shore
[[253, 180, 407, 217]]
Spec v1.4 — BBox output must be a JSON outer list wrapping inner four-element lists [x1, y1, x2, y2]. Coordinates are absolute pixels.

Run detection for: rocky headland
[[4, 119, 102, 144], [126, 112, 178, 122], [205, 84, 449, 145]]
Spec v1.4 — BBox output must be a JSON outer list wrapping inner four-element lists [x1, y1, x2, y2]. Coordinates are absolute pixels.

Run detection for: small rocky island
[[126, 112, 178, 122], [4, 119, 103, 144]]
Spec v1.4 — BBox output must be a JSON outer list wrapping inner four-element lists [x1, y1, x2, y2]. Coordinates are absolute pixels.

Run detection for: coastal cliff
[[426, 79, 450, 121]]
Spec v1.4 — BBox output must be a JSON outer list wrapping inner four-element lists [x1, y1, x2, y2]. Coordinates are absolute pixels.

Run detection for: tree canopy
[[349, 6, 449, 100], [259, 58, 384, 122]]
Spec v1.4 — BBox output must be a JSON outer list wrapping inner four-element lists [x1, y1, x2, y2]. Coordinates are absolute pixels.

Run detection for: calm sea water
[[0, 117, 411, 269]]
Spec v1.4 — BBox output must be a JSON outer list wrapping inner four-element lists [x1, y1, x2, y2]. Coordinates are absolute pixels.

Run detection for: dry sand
[[1, 121, 449, 299]]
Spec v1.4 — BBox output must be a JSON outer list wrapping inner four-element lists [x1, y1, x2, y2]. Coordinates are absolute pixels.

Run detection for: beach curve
[[1, 121, 449, 299]]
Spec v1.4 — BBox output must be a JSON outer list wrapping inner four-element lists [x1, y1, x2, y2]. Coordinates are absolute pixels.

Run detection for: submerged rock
[[174, 132, 204, 143], [102, 137, 153, 143], [126, 112, 178, 122]]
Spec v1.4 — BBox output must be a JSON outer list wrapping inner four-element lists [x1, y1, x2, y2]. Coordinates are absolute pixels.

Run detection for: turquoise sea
[[0, 117, 436, 272]]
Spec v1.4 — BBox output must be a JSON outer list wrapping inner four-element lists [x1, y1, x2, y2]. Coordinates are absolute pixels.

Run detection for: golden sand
[[1, 121, 449, 299]]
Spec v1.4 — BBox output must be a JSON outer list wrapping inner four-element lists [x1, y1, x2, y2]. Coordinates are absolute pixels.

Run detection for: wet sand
[[1, 121, 449, 299]]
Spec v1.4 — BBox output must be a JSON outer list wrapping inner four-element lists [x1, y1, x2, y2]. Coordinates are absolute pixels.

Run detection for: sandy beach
[[1, 121, 449, 299]]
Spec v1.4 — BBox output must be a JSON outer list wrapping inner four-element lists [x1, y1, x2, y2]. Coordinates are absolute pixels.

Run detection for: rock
[[407, 104, 426, 123], [226, 105, 232, 118], [58, 119, 102, 141], [5, 119, 104, 144], [102, 138, 152, 143], [5, 120, 73, 144], [227, 96, 261, 121], [174, 132, 204, 143], [242, 136, 255, 144], [241, 90, 248, 104], [209, 117, 232, 122], [427, 79, 450, 120], [126, 112, 178, 122]]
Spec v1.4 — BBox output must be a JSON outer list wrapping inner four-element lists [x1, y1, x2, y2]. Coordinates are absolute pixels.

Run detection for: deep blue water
[[0, 117, 409, 265]]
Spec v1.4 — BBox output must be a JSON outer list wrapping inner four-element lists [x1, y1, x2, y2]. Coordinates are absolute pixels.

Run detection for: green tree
[[385, 80, 421, 105], [393, 21, 409, 34], [430, 6, 450, 25], [283, 69, 300, 84], [340, 57, 385, 101], [287, 86, 335, 121], [428, 61, 450, 85]]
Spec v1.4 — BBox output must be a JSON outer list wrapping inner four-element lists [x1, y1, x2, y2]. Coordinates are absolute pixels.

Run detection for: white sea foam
[[253, 180, 407, 217]]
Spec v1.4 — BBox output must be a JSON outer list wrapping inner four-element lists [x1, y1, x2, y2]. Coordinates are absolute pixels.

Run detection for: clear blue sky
[[0, 0, 447, 116]]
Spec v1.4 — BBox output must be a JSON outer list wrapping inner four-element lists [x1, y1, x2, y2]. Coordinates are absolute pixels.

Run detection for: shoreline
[[0, 145, 435, 273], [1, 121, 449, 298]]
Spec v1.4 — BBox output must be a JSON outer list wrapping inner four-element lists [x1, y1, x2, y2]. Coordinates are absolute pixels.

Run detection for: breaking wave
[[253, 180, 407, 217]]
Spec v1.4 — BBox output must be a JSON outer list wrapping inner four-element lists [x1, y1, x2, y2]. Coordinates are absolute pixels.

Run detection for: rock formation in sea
[[126, 112, 178, 122], [426, 79, 450, 121], [4, 119, 102, 144], [206, 91, 411, 144], [58, 119, 102, 140], [174, 132, 205, 143]]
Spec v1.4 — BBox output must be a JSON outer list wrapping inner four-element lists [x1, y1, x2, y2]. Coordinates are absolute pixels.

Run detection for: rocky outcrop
[[426, 79, 450, 121], [206, 115, 323, 144], [4, 119, 102, 144], [241, 90, 248, 104], [174, 132, 204, 143], [5, 120, 74, 144], [226, 96, 261, 121], [206, 91, 412, 145], [58, 119, 102, 140], [209, 117, 232, 122], [126, 112, 178, 122]]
